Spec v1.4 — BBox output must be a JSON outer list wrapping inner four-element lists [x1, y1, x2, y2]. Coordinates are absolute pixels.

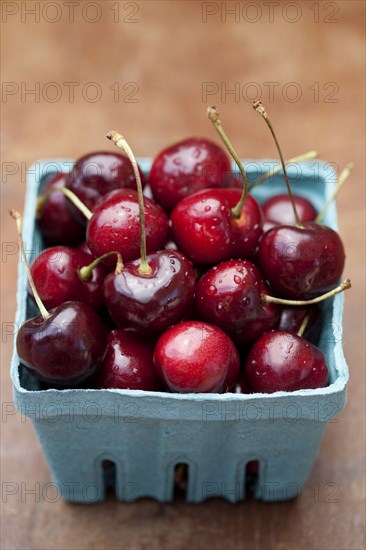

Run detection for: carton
[[11, 159, 348, 503]]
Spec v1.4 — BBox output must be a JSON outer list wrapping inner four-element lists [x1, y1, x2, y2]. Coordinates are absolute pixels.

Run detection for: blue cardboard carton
[[11, 159, 348, 503]]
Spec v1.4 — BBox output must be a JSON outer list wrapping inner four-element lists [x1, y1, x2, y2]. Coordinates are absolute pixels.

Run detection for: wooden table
[[1, 2, 365, 548]]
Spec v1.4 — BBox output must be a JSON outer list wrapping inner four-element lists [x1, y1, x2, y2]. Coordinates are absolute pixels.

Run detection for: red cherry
[[154, 321, 240, 393], [262, 194, 317, 225], [103, 250, 195, 333], [37, 173, 85, 246], [245, 331, 329, 393], [149, 138, 231, 212], [195, 259, 280, 345], [17, 301, 107, 387], [170, 188, 235, 264], [29, 246, 107, 311], [170, 188, 262, 265], [92, 329, 162, 391], [11, 210, 107, 388], [252, 102, 346, 300], [66, 151, 146, 215], [86, 188, 169, 264], [258, 222, 345, 299]]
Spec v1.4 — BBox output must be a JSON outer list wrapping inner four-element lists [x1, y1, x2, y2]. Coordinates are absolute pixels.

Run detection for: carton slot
[[173, 463, 189, 500], [101, 459, 117, 499], [245, 460, 260, 500]]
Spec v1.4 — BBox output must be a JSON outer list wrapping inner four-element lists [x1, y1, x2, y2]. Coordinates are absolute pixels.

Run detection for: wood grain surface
[[1, 2, 365, 549]]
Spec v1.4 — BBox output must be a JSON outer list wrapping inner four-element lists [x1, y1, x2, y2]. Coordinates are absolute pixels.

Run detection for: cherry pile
[[14, 103, 352, 394]]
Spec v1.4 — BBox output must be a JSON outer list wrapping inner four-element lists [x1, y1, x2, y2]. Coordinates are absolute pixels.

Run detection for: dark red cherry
[[170, 188, 262, 265], [86, 189, 169, 264], [149, 138, 231, 212], [195, 259, 280, 345], [103, 250, 195, 333], [66, 151, 146, 216], [258, 222, 345, 299], [154, 321, 240, 393], [245, 330, 329, 393], [16, 301, 107, 387], [278, 304, 321, 341], [92, 329, 162, 391], [29, 246, 106, 310], [77, 241, 94, 256], [37, 173, 85, 246], [262, 194, 317, 225]]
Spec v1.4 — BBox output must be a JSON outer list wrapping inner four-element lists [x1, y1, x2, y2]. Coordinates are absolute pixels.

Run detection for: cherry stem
[[207, 106, 249, 219], [37, 187, 93, 221], [10, 209, 50, 320], [249, 150, 318, 191], [315, 163, 353, 223], [297, 312, 311, 338], [262, 278, 351, 306], [79, 251, 123, 281], [107, 130, 151, 276], [253, 101, 302, 228]]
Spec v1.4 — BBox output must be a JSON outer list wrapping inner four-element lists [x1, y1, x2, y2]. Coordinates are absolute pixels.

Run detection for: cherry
[[149, 137, 231, 212], [36, 172, 85, 246], [262, 194, 317, 225], [103, 249, 195, 333], [86, 187, 168, 265], [253, 101, 346, 299], [208, 106, 264, 257], [29, 246, 107, 311], [195, 259, 280, 345], [17, 301, 107, 387], [101, 132, 196, 333], [66, 151, 146, 215], [171, 188, 235, 266], [11, 210, 106, 387], [170, 107, 264, 265], [171, 188, 261, 265], [92, 329, 162, 391], [245, 331, 329, 393], [154, 321, 240, 393], [258, 222, 346, 299]]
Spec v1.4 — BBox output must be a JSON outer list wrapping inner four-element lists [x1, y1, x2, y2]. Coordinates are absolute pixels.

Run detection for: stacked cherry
[[14, 102, 352, 394]]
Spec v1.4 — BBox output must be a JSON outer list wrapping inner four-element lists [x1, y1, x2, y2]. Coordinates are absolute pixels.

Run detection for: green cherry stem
[[10, 209, 50, 320], [315, 163, 353, 223], [207, 106, 249, 220], [107, 130, 151, 276], [36, 186, 93, 221], [79, 251, 124, 281], [249, 150, 318, 191], [296, 313, 311, 338], [253, 101, 302, 229], [262, 278, 351, 306]]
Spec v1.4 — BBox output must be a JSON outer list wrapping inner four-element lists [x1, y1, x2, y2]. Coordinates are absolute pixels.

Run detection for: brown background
[[1, 1, 365, 549]]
